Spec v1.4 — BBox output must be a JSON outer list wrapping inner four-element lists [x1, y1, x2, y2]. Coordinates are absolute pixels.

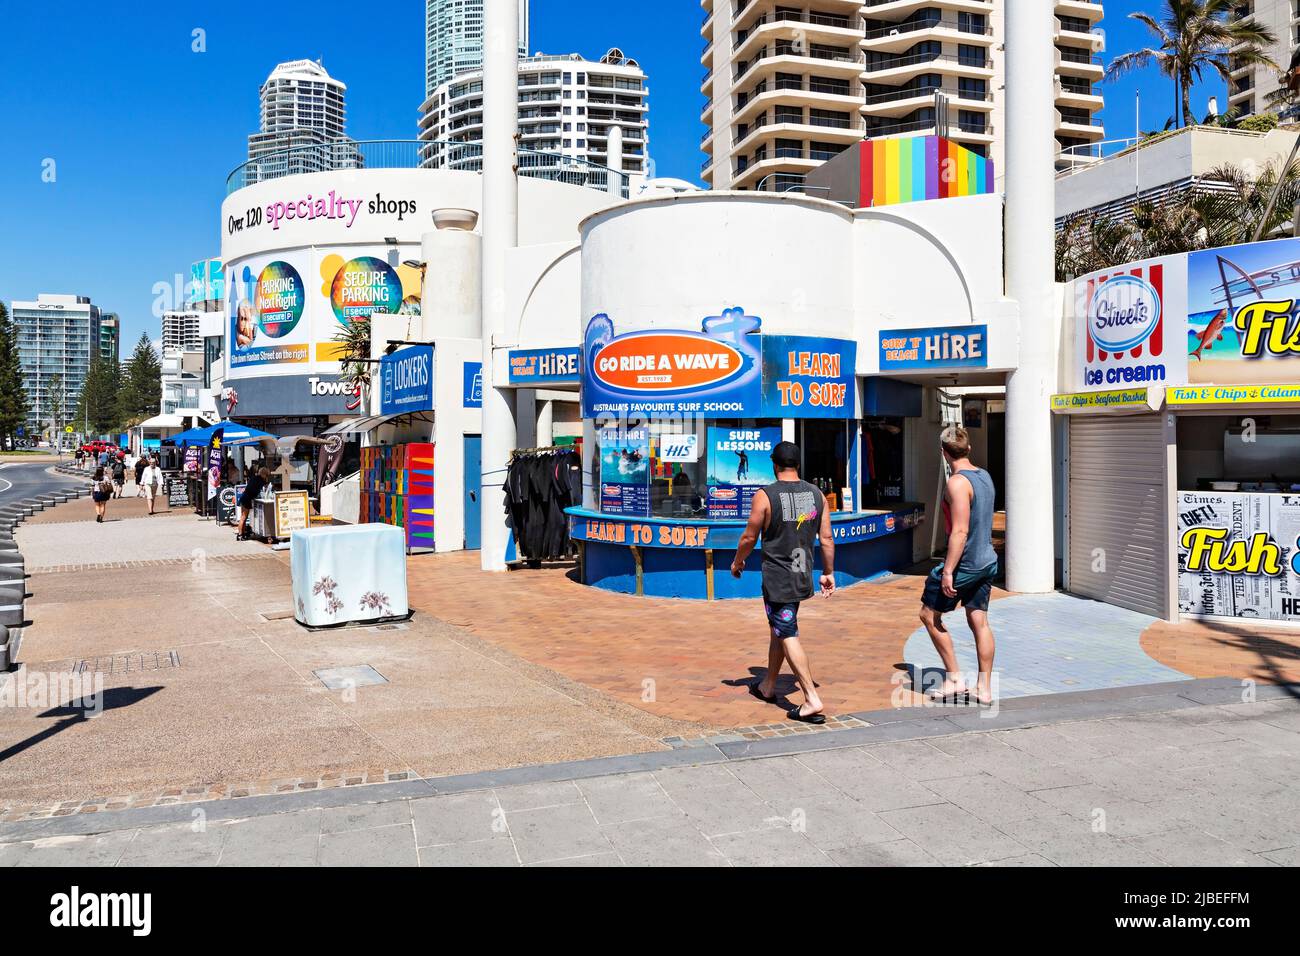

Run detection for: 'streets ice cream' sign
[[1073, 257, 1188, 391]]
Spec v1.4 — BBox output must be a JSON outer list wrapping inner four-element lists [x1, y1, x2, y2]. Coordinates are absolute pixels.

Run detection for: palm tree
[[1199, 159, 1300, 244], [332, 315, 372, 397], [1105, 0, 1278, 129]]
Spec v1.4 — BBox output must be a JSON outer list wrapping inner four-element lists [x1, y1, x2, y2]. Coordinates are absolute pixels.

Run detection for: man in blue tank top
[[731, 441, 836, 723], [920, 425, 998, 705]]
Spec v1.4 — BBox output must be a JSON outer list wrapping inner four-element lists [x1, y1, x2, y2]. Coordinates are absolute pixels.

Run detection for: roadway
[[0, 460, 78, 507]]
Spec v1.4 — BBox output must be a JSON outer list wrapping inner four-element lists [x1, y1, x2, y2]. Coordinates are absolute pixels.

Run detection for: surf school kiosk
[[566, 311, 923, 599]]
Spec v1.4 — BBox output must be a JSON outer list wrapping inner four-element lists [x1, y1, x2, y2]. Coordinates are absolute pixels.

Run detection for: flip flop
[[926, 688, 971, 704], [749, 683, 776, 703], [787, 706, 826, 725]]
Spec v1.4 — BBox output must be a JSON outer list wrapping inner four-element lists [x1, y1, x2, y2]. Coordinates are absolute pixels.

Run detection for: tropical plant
[[1105, 0, 1278, 129], [333, 315, 372, 394], [1055, 158, 1300, 281]]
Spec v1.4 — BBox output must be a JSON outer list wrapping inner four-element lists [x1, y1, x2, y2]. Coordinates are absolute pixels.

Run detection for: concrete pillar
[[536, 398, 554, 446], [480, 0, 520, 571], [420, 209, 481, 340], [606, 124, 624, 198], [516, 389, 538, 448], [1003, 0, 1058, 593]]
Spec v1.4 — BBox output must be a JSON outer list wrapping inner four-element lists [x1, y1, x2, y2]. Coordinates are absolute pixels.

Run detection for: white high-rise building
[[426, 0, 530, 98], [699, 0, 1106, 191], [419, 49, 650, 179], [246, 59, 359, 181], [11, 294, 99, 432], [162, 311, 203, 354], [1228, 1, 1297, 120]]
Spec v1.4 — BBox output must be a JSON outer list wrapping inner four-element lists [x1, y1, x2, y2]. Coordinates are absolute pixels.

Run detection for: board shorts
[[762, 591, 802, 639], [921, 560, 998, 614]]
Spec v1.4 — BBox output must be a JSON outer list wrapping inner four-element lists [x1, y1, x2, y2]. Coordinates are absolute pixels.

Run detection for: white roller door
[[1067, 414, 1170, 618]]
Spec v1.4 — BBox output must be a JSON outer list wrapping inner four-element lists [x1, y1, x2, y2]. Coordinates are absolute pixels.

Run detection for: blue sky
[[0, 1, 1223, 350]]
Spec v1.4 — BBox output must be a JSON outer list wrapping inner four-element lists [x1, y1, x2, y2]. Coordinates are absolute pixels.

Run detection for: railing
[[863, 85, 991, 106], [226, 139, 630, 198], [866, 118, 992, 137], [735, 46, 860, 81], [733, 11, 855, 49], [864, 18, 992, 41], [864, 51, 989, 73]]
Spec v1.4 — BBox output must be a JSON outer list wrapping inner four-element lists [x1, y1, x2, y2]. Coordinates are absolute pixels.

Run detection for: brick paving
[[404, 552, 984, 728], [1141, 618, 1300, 687]]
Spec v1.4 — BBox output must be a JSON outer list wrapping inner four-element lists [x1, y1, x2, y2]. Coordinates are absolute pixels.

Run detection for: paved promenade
[[1, 679, 1297, 866]]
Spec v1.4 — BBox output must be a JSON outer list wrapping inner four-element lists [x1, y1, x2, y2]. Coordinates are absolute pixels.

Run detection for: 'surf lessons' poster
[[705, 426, 779, 520], [599, 427, 649, 517], [1177, 491, 1300, 623]]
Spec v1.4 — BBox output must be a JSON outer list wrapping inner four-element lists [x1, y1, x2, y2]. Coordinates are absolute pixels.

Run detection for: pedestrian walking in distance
[[919, 425, 999, 706], [731, 441, 835, 723], [134, 453, 147, 498], [140, 457, 164, 516], [111, 457, 126, 499], [91, 467, 113, 523]]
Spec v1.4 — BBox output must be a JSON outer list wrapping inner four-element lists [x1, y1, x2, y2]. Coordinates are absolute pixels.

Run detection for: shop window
[[797, 419, 849, 511], [862, 418, 907, 507]]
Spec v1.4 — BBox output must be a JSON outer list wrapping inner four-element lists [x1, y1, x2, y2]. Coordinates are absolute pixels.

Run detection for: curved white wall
[[580, 193, 856, 339]]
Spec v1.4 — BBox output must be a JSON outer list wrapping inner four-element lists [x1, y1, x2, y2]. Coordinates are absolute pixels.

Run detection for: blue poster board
[[463, 362, 483, 408], [879, 325, 988, 371], [760, 335, 856, 418], [705, 426, 780, 519], [379, 345, 435, 416], [599, 426, 650, 516], [508, 347, 580, 385]]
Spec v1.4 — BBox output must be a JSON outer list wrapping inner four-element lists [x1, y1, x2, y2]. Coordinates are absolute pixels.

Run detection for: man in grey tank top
[[731, 441, 836, 723], [920, 425, 998, 705]]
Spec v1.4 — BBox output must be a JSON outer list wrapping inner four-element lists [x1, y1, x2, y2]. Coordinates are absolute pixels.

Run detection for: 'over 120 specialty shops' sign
[[580, 309, 855, 419]]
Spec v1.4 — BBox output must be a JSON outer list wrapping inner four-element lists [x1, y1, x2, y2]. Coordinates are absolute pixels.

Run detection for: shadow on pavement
[[0, 686, 163, 763]]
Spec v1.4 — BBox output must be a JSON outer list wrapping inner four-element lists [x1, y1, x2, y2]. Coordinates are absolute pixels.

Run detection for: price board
[[166, 479, 189, 508], [217, 486, 239, 525], [273, 490, 310, 539]]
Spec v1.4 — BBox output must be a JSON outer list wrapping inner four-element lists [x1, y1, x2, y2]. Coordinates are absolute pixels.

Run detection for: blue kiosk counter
[[568, 504, 925, 600]]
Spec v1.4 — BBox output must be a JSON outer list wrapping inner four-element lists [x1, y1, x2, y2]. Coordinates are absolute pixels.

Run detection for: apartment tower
[[1228, 1, 1297, 120], [420, 49, 650, 179], [426, 0, 530, 97], [700, 0, 1106, 192]]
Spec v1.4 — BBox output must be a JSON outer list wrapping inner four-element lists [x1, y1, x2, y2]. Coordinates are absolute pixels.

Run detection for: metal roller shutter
[[1067, 415, 1169, 618]]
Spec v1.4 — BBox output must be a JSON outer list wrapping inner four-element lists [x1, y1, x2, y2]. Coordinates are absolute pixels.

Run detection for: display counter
[[567, 504, 924, 599]]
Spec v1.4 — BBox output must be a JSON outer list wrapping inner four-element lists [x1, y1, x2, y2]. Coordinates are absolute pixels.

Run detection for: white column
[[536, 398, 554, 446], [606, 123, 623, 197], [480, 0, 520, 571], [1003, 0, 1058, 593]]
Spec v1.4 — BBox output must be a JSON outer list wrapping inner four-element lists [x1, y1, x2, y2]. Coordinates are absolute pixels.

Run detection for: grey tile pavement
[[2, 680, 1299, 867]]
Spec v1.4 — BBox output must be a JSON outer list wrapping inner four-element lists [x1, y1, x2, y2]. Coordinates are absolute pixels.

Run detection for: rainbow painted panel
[[360, 442, 435, 550], [857, 136, 993, 208]]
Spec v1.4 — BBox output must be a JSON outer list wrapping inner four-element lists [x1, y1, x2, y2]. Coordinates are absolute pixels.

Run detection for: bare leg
[[965, 609, 996, 703], [759, 633, 784, 698], [781, 636, 823, 717], [918, 605, 968, 696]]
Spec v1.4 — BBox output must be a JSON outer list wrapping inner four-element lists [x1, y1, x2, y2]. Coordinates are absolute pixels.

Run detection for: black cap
[[771, 441, 800, 469]]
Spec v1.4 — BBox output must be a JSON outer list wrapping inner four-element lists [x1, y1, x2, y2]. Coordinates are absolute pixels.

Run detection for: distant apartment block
[[699, 0, 1106, 192]]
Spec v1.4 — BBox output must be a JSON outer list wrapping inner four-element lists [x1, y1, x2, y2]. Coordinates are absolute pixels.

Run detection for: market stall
[[566, 311, 925, 599]]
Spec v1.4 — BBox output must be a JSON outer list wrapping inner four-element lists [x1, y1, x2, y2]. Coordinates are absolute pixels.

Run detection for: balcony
[[865, 117, 994, 141], [863, 0, 992, 15], [862, 51, 992, 84], [862, 18, 993, 55], [731, 45, 862, 92], [1056, 113, 1105, 140], [1056, 46, 1104, 79], [732, 11, 862, 62], [730, 111, 861, 155], [861, 84, 992, 119], [731, 77, 862, 126]]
